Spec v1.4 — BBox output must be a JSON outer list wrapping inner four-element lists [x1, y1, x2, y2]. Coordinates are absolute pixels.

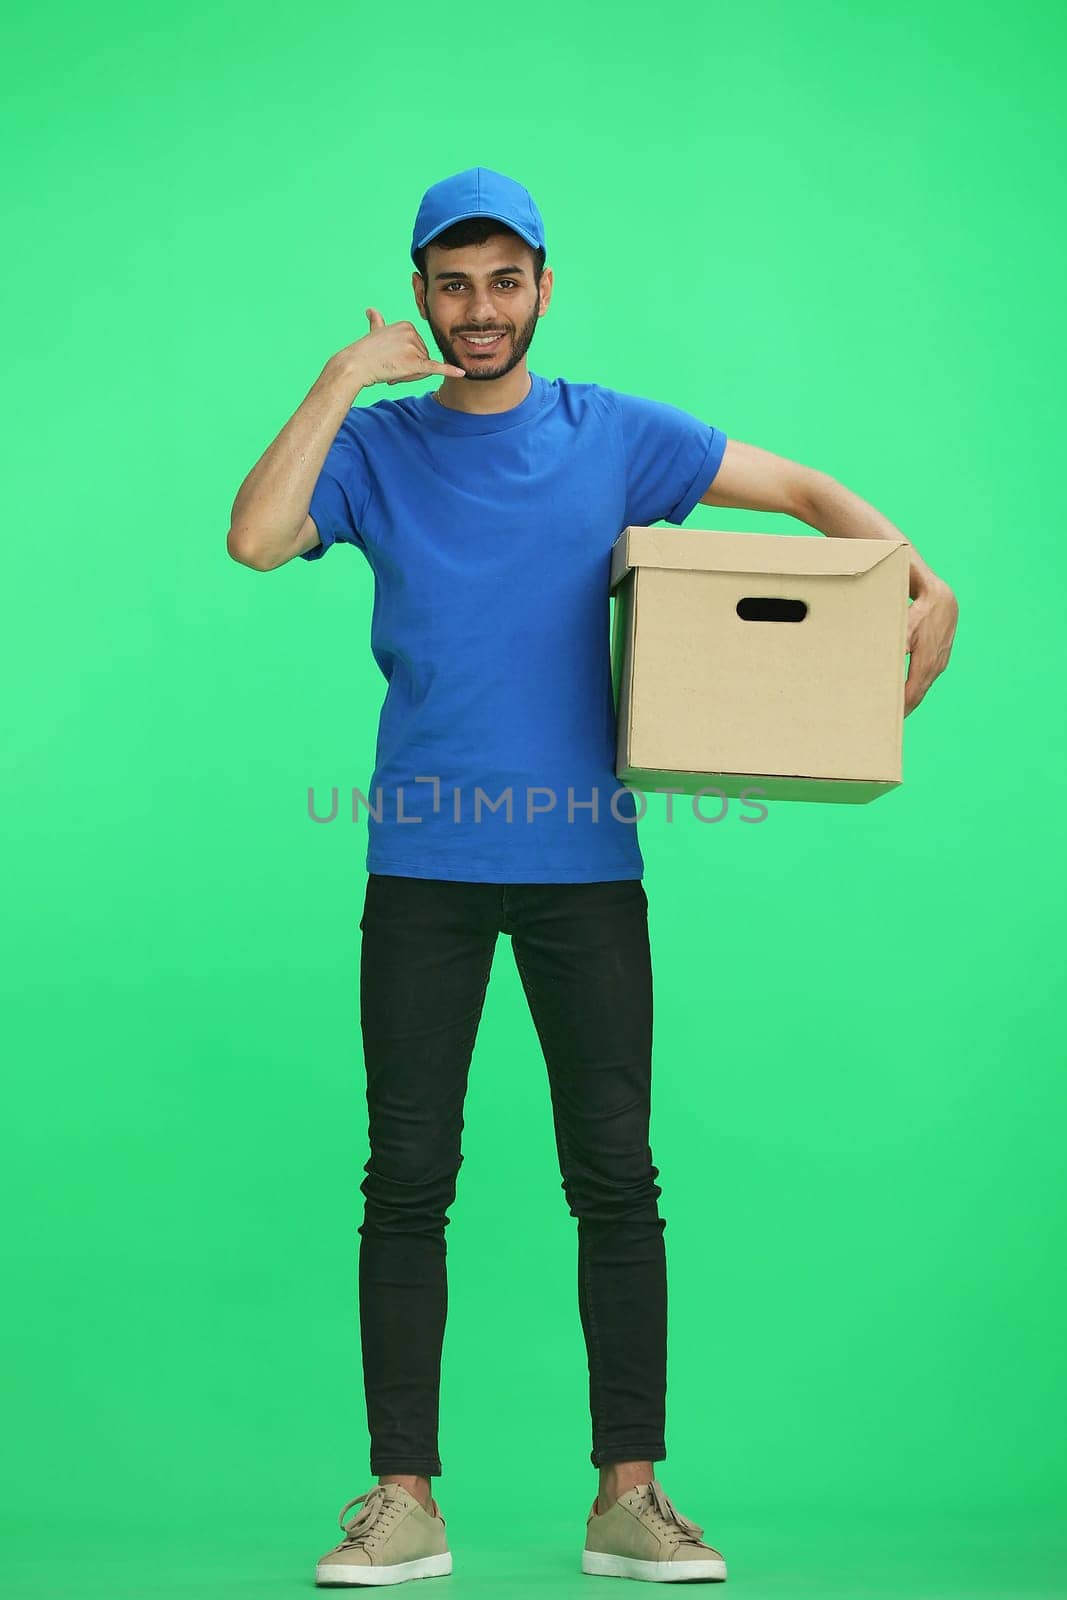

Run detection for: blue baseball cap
[[411, 167, 546, 266]]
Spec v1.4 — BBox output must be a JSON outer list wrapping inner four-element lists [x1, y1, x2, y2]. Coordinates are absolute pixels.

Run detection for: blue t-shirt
[[302, 371, 727, 884]]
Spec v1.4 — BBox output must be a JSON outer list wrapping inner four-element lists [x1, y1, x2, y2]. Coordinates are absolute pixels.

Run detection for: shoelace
[[335, 1486, 402, 1550], [635, 1479, 707, 1546]]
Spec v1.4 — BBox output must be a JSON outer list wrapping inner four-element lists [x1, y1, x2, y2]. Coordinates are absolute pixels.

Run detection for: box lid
[[609, 526, 909, 591]]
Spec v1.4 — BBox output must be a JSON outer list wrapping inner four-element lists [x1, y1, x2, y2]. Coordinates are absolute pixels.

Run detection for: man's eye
[[443, 280, 517, 291]]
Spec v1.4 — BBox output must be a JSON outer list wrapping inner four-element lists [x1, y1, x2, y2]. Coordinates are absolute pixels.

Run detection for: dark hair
[[413, 216, 545, 289]]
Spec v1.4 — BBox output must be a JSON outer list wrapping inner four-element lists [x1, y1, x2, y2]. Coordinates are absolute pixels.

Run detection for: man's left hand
[[904, 581, 959, 716]]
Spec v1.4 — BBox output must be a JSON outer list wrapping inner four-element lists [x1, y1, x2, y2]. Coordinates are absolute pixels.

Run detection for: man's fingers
[[903, 644, 930, 716], [359, 307, 467, 384], [409, 334, 464, 378]]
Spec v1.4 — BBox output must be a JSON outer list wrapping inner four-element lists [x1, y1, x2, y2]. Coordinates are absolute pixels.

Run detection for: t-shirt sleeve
[[300, 412, 371, 561], [611, 389, 728, 528]]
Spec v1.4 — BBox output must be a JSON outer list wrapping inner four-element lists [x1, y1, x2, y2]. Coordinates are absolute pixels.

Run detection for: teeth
[[465, 334, 502, 345]]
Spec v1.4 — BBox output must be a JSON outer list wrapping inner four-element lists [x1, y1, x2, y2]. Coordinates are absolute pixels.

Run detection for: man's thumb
[[366, 306, 386, 328]]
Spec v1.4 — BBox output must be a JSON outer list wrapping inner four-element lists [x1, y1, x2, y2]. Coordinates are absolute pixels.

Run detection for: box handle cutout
[[735, 597, 808, 622]]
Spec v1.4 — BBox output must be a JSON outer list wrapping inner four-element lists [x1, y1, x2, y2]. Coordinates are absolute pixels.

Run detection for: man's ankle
[[378, 1474, 432, 1512], [597, 1462, 655, 1514]]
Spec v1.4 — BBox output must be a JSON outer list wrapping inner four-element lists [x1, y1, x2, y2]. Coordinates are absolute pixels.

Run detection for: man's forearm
[[798, 471, 947, 601], [228, 354, 366, 568]]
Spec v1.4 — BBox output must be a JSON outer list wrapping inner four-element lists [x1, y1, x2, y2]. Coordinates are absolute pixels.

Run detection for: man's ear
[[411, 270, 428, 320], [538, 265, 554, 314]]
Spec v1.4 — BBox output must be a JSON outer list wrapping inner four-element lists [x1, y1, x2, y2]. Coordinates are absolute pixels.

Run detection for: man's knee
[[359, 1151, 465, 1231]]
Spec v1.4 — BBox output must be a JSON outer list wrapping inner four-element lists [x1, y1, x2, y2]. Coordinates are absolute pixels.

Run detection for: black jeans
[[356, 873, 668, 1478]]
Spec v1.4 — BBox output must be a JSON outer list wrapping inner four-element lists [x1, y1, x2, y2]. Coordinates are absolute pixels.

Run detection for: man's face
[[415, 233, 550, 382]]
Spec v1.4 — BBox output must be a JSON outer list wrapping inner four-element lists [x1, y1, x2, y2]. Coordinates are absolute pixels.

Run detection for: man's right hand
[[342, 308, 466, 388]]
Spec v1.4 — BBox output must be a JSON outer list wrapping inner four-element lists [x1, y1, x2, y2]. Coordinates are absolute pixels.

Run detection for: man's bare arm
[[228, 310, 466, 571], [227, 356, 366, 570]]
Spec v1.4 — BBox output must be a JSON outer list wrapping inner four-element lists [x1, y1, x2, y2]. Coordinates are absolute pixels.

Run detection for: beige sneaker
[[582, 1478, 727, 1582], [315, 1483, 452, 1586]]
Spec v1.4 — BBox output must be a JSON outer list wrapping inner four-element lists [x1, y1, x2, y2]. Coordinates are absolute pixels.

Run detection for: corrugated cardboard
[[608, 527, 910, 804]]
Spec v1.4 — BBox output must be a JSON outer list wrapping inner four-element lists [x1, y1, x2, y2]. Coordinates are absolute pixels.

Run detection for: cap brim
[[413, 212, 541, 253]]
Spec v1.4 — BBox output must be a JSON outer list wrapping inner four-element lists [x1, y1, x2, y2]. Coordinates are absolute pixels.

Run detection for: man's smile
[[458, 332, 507, 353]]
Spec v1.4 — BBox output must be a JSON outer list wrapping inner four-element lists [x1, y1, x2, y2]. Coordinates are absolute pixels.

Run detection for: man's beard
[[427, 299, 541, 381]]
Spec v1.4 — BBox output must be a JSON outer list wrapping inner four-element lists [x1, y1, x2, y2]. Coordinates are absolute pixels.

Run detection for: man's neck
[[433, 371, 532, 414]]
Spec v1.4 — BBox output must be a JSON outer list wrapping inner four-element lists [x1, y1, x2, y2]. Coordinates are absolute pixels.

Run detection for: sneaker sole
[[582, 1548, 727, 1582], [316, 1550, 453, 1586]]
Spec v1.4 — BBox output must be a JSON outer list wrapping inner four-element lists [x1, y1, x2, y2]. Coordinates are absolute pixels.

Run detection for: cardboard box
[[609, 527, 910, 804]]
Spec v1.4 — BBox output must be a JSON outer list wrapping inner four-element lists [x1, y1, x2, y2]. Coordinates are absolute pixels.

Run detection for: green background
[[4, 0, 1064, 1594]]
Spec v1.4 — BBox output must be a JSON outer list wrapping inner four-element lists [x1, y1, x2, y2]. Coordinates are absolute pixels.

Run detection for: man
[[227, 167, 959, 1587]]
